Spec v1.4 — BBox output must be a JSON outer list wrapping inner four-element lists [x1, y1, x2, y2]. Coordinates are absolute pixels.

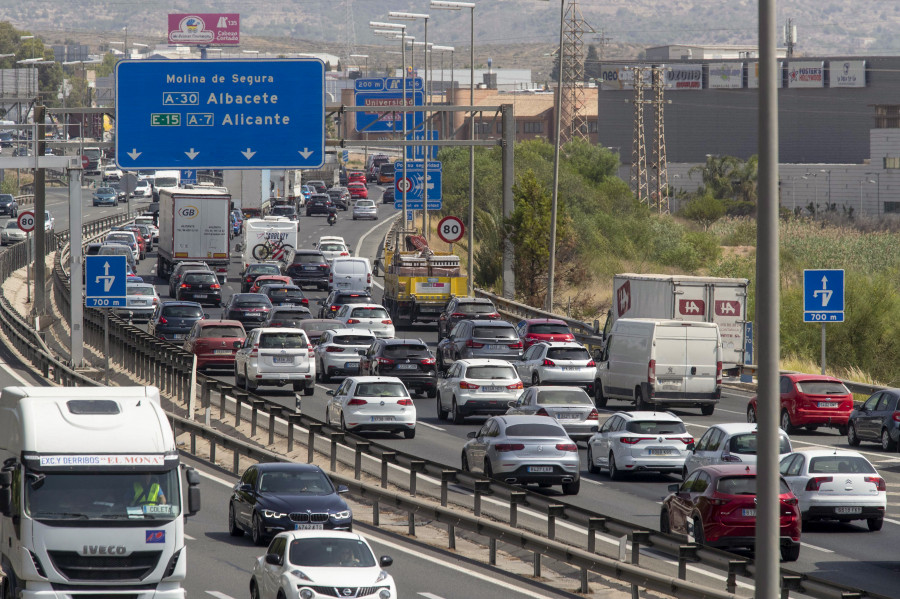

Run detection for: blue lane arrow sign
[[85, 255, 127, 307], [803, 269, 845, 322]]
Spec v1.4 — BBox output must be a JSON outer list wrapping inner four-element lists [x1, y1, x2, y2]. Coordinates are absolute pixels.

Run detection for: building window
[[523, 121, 543, 134], [885, 202, 900, 214], [474, 122, 491, 135], [884, 156, 900, 169], [588, 120, 598, 133]]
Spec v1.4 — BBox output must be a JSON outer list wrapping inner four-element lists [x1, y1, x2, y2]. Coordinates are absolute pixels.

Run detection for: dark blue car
[[231, 209, 243, 236], [148, 301, 206, 342]]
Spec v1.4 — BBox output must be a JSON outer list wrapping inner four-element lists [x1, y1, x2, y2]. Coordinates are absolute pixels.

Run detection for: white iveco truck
[[0, 386, 201, 599]]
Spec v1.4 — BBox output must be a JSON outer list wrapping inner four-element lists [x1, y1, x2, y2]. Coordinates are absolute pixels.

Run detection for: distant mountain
[[5, 0, 894, 59]]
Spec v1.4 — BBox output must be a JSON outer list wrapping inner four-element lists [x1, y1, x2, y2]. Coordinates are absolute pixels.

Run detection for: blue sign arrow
[[393, 160, 442, 203], [85, 255, 127, 307], [115, 59, 326, 170], [355, 77, 424, 133], [406, 129, 440, 160], [803, 269, 845, 322], [180, 169, 197, 184]]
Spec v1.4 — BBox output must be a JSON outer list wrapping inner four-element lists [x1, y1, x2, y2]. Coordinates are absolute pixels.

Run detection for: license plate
[[396, 364, 417, 370], [371, 416, 395, 422], [556, 413, 581, 419], [488, 344, 505, 350], [214, 350, 231, 355], [131, 300, 148, 306], [563, 367, 581, 371], [835, 506, 862, 514], [194, 294, 207, 298], [294, 524, 324, 530], [481, 386, 503, 392], [344, 361, 358, 369], [527, 466, 553, 473], [742, 509, 756, 517], [273, 356, 293, 364], [648, 448, 674, 456], [170, 334, 184, 340], [657, 379, 681, 389], [303, 266, 317, 270], [818, 402, 839, 408], [337, 282, 351, 287]]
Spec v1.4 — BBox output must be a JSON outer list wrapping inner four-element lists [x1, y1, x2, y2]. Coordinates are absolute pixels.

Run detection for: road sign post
[[116, 59, 326, 169], [803, 269, 845, 375]]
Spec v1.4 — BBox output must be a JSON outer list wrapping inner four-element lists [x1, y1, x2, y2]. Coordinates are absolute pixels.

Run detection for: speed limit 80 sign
[[17, 210, 35, 233], [437, 215, 465, 244]]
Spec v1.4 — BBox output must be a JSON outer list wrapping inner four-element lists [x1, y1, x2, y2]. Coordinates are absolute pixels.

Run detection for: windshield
[[715, 476, 792, 495], [355, 382, 407, 397], [728, 433, 791, 455], [271, 207, 295, 215], [529, 323, 571, 335], [258, 470, 334, 495], [162, 306, 203, 318], [259, 332, 308, 348], [319, 243, 346, 252], [505, 423, 565, 437], [465, 365, 517, 380], [808, 455, 876, 474], [795, 381, 850, 395], [382, 345, 429, 358], [292, 254, 325, 264], [535, 389, 592, 405], [248, 265, 281, 276], [25, 470, 180, 522], [546, 347, 591, 360], [458, 303, 496, 314], [127, 285, 155, 296], [625, 420, 687, 434], [289, 538, 375, 568], [268, 288, 304, 300], [350, 307, 388, 319], [200, 325, 244, 338], [97, 187, 114, 194], [333, 334, 375, 346], [473, 326, 517, 339]]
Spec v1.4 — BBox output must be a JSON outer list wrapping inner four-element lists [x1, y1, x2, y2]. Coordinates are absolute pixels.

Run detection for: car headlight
[[290, 569, 313, 582], [330, 510, 351, 520], [299, 589, 314, 599], [379, 589, 392, 599], [262, 509, 287, 519], [375, 570, 390, 583]]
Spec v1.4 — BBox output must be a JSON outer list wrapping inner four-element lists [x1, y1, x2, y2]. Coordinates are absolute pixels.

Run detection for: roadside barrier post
[[381, 452, 397, 489], [409, 460, 425, 496], [330, 434, 345, 471], [268, 406, 282, 446], [354, 441, 371, 479], [509, 491, 527, 528], [307, 424, 322, 463], [473, 480, 491, 516]]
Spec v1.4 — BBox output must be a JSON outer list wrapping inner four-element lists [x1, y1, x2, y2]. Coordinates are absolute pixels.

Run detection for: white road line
[[353, 212, 402, 291], [205, 591, 236, 599], [195, 468, 234, 488], [582, 478, 605, 487], [184, 534, 196, 541], [418, 421, 446, 432], [418, 594, 445, 599], [800, 542, 834, 553]]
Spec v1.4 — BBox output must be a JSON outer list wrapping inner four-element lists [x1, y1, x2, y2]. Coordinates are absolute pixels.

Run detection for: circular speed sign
[[437, 216, 465, 244], [17, 210, 35, 233]]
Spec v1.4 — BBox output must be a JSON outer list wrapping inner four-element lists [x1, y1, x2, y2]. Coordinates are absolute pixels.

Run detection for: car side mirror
[[337, 485, 349, 494], [185, 467, 201, 516], [591, 426, 599, 433], [0, 470, 11, 517], [686, 442, 695, 451], [233, 340, 242, 349], [379, 556, 393, 568], [203, 314, 210, 319], [507, 401, 516, 408], [265, 553, 282, 566], [326, 390, 335, 396], [238, 483, 253, 492], [667, 483, 680, 494], [466, 431, 477, 439]]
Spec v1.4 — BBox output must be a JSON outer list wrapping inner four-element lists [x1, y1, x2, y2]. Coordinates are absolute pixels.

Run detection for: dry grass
[[781, 354, 882, 399]]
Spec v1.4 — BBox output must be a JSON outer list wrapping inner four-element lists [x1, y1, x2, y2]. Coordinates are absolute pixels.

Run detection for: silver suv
[[436, 319, 523, 372]]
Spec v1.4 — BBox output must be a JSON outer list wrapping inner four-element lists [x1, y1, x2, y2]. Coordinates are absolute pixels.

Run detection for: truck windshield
[[25, 470, 181, 522]]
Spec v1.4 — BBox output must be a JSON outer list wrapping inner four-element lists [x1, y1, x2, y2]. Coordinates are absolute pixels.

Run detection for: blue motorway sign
[[355, 77, 424, 133], [180, 169, 197, 184], [394, 160, 441, 205], [803, 269, 844, 322], [115, 59, 325, 170], [85, 255, 127, 308], [406, 129, 439, 160]]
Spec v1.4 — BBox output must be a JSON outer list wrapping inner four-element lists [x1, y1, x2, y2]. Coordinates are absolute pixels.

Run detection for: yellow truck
[[381, 231, 468, 325]]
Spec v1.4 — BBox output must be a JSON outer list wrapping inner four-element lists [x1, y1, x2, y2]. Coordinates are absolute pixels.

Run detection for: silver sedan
[[461, 414, 581, 495], [0, 221, 26, 245], [512, 341, 596, 392], [351, 199, 378, 220], [505, 386, 599, 442]]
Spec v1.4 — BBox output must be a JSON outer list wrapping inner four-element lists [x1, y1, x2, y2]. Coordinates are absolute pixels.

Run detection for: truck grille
[[47, 551, 161, 581], [289, 512, 329, 523]]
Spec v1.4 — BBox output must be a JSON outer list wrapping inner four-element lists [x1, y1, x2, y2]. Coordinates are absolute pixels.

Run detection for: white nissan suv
[[234, 328, 316, 395]]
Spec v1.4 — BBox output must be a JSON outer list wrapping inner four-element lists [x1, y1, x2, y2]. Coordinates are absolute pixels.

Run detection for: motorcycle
[[327, 211, 337, 226]]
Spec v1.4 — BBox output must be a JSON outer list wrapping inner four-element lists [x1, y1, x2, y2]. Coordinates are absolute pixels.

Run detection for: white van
[[594, 318, 722, 415], [330, 257, 372, 293]]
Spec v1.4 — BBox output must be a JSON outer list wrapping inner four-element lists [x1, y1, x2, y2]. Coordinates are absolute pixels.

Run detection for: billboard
[[708, 62, 744, 89], [747, 62, 783, 89], [663, 64, 702, 90], [168, 14, 240, 46], [829, 60, 866, 88], [787, 61, 824, 88], [599, 65, 651, 91]]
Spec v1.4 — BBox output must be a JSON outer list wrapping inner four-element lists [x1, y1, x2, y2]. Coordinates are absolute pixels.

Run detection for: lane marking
[[195, 468, 234, 488], [418, 421, 446, 432], [205, 591, 235, 599], [800, 542, 834, 553], [418, 594, 445, 599], [353, 212, 402, 292], [184, 534, 196, 541]]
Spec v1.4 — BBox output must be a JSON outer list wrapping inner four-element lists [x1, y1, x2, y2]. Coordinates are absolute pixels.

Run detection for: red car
[[660, 464, 801, 562], [183, 320, 246, 370], [516, 318, 576, 349], [347, 183, 368, 199], [746, 373, 853, 435], [249, 275, 293, 294], [348, 171, 367, 185]]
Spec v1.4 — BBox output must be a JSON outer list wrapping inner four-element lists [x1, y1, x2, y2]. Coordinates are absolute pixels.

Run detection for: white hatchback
[[683, 422, 793, 480], [234, 328, 316, 395], [587, 411, 693, 479], [335, 303, 394, 338], [780, 448, 886, 531], [513, 341, 596, 391], [315, 235, 351, 264], [314, 328, 376, 383], [436, 359, 524, 424], [326, 376, 416, 438]]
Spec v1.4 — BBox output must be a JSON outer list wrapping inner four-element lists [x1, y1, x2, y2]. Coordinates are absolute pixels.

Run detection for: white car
[[326, 376, 416, 438], [250, 530, 396, 599], [352, 199, 378, 220], [0, 221, 25, 245], [105, 230, 140, 262], [780, 448, 886, 531], [44, 210, 54, 231], [335, 303, 394, 339], [114, 282, 160, 322], [436, 358, 523, 423], [133, 179, 152, 198], [506, 386, 598, 442], [683, 422, 793, 480], [587, 411, 693, 479], [234, 328, 316, 395], [512, 341, 596, 391], [133, 216, 159, 244], [314, 328, 376, 383], [315, 235, 351, 263]]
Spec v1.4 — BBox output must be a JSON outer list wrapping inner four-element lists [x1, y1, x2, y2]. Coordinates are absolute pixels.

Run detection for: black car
[[0, 194, 17, 217], [224, 293, 273, 330], [269, 204, 299, 221], [437, 297, 501, 340], [240, 262, 282, 293], [308, 180, 328, 194], [258, 284, 309, 308], [175, 270, 222, 306], [359, 338, 438, 397], [228, 463, 351, 545], [326, 188, 350, 210], [847, 389, 900, 450], [284, 250, 330, 290], [381, 186, 395, 204], [317, 290, 373, 319], [264, 305, 313, 328], [148, 301, 206, 341], [169, 261, 211, 298], [338, 169, 348, 186], [305, 194, 333, 216]]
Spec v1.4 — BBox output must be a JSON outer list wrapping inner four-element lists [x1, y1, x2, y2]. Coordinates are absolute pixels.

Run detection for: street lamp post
[[432, 45, 454, 141], [431, 0, 476, 295], [820, 169, 831, 212], [866, 172, 880, 217]]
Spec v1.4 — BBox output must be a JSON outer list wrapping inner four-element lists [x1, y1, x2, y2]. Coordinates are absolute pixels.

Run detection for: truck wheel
[[636, 388, 651, 411], [303, 383, 315, 396], [701, 404, 715, 416], [157, 256, 167, 280], [594, 383, 608, 408]]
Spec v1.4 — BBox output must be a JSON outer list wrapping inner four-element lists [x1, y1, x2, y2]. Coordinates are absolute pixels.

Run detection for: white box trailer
[[224, 170, 271, 218], [242, 216, 298, 270], [605, 274, 748, 370], [157, 188, 231, 281], [0, 386, 200, 599]]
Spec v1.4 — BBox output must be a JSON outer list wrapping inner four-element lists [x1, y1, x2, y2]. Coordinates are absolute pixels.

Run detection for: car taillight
[[782, 496, 798, 506], [459, 381, 479, 390], [180, 283, 190, 288], [865, 476, 887, 491], [330, 305, 339, 312], [245, 277, 253, 283], [556, 443, 578, 452], [382, 319, 393, 325], [495, 443, 525, 452], [377, 357, 394, 365], [420, 357, 436, 365], [340, 252, 350, 256], [671, 437, 694, 445], [326, 346, 345, 353], [805, 476, 833, 491], [300, 299, 309, 306], [709, 498, 729, 506], [486, 313, 500, 319], [587, 408, 599, 420], [619, 437, 651, 444], [320, 263, 329, 268], [347, 319, 360, 324], [211, 283, 220, 290], [648, 359, 656, 383], [249, 343, 259, 357], [542, 358, 556, 367], [397, 399, 413, 406], [152, 298, 159, 305], [586, 360, 596, 367], [367, 273, 372, 284], [508, 341, 523, 349], [451, 312, 466, 318], [329, 274, 333, 283], [348, 398, 368, 406], [466, 340, 484, 348], [159, 317, 168, 324], [892, 412, 900, 423], [535, 408, 551, 417], [507, 381, 524, 390], [721, 453, 742, 462], [716, 360, 723, 385]]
